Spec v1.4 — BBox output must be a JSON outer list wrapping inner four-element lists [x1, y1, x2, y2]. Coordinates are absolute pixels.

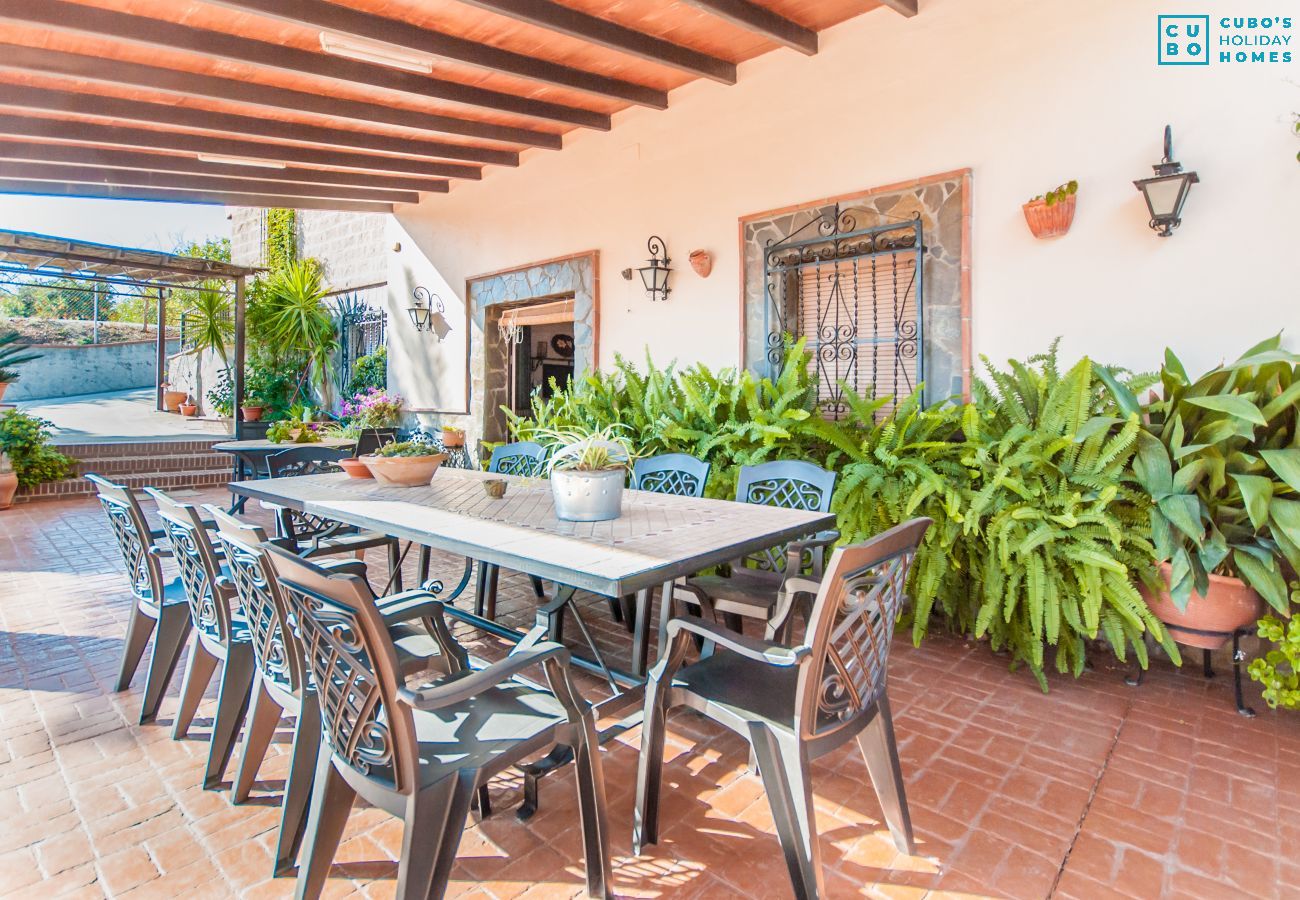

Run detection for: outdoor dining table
[[213, 437, 357, 511], [227, 466, 835, 689]]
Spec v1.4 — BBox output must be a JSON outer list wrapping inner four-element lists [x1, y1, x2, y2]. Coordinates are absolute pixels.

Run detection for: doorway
[[487, 296, 575, 440]]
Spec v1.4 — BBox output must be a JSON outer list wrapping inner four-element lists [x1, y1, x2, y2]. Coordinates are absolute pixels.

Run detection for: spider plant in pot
[[1101, 335, 1300, 650], [541, 424, 637, 522]]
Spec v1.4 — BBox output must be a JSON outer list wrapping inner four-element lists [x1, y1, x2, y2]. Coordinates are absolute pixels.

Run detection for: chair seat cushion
[[410, 678, 567, 782], [673, 648, 798, 729], [299, 530, 396, 555], [391, 624, 452, 675], [159, 577, 192, 606], [687, 568, 783, 617]]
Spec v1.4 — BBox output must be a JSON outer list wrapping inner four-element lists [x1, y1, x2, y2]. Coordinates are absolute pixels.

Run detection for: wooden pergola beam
[[0, 178, 396, 213], [877, 0, 919, 17], [0, 114, 480, 179], [678, 0, 817, 54], [0, 84, 518, 167], [0, 161, 422, 203], [0, 0, 619, 127], [0, 141, 450, 193], [205, 0, 677, 106], [0, 43, 562, 149], [453, 0, 738, 83]]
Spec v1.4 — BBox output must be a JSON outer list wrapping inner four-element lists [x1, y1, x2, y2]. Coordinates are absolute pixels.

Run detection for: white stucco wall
[[388, 0, 1296, 406]]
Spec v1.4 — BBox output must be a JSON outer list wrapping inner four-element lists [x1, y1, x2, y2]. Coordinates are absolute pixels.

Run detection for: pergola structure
[[0, 228, 259, 433], [0, 0, 917, 213]]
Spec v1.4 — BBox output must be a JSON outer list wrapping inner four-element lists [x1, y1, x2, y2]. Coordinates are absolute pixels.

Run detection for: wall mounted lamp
[[1134, 125, 1199, 237], [407, 286, 452, 340], [621, 235, 672, 302]]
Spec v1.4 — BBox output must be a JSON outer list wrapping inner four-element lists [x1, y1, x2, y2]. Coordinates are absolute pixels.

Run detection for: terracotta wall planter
[[0, 471, 17, 509], [1141, 564, 1265, 650], [1022, 194, 1077, 239]]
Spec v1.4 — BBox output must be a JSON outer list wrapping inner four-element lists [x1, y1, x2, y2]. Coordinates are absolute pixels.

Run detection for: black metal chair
[[146, 487, 255, 790], [473, 441, 549, 619], [635, 519, 931, 899], [206, 506, 469, 877], [678, 460, 840, 638], [265, 446, 405, 593], [264, 545, 612, 900], [88, 473, 193, 724]]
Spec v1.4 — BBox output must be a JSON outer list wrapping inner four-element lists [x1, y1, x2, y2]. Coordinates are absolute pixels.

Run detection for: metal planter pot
[[551, 468, 625, 522]]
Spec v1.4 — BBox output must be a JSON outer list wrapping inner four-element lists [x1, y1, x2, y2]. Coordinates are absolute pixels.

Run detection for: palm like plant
[[250, 260, 338, 391], [184, 283, 233, 413], [0, 329, 41, 383]]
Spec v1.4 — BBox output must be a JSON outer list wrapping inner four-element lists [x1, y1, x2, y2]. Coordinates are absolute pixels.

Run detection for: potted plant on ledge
[[1102, 336, 1300, 653], [342, 388, 403, 455], [541, 424, 637, 522]]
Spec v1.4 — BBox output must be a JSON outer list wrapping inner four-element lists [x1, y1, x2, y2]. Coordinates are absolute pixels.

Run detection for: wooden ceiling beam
[[876, 0, 920, 17], [678, 0, 817, 54], [205, 0, 675, 106], [0, 179, 396, 213], [0, 141, 450, 192], [453, 0, 738, 83], [0, 114, 480, 179], [0, 84, 518, 166], [0, 43, 561, 149], [0, 0, 618, 128], [0, 161, 422, 203]]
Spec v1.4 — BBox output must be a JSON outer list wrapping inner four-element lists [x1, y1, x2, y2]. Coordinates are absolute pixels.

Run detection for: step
[[55, 438, 226, 459], [72, 454, 234, 477], [17, 467, 234, 503]]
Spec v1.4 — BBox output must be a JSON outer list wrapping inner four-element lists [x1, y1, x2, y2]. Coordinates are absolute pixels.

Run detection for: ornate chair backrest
[[145, 488, 237, 647], [264, 545, 417, 795], [795, 518, 930, 744], [205, 506, 304, 696], [87, 473, 165, 610], [633, 453, 710, 498], [734, 460, 838, 571], [265, 447, 352, 544], [488, 441, 547, 476]]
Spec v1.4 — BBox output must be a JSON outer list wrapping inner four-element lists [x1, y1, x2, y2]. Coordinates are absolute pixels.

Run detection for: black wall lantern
[[1134, 125, 1199, 237], [407, 286, 453, 340], [622, 235, 671, 302]]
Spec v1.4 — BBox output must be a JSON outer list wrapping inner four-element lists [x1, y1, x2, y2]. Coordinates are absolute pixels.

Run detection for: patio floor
[[16, 388, 231, 444], [1, 489, 1296, 899]]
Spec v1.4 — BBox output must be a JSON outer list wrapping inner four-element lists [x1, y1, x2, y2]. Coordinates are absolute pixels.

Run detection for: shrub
[[0, 410, 73, 487], [347, 346, 387, 396], [341, 387, 403, 429], [1249, 613, 1300, 709]]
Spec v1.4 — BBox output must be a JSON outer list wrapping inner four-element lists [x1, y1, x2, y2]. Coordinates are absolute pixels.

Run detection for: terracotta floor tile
[[0, 490, 1296, 898]]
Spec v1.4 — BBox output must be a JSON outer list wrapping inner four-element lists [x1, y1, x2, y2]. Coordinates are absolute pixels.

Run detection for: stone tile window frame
[[740, 169, 972, 404]]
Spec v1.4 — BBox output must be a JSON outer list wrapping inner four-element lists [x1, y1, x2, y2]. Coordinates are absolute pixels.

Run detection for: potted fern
[[541, 424, 637, 522], [1023, 180, 1078, 239], [1101, 336, 1300, 649]]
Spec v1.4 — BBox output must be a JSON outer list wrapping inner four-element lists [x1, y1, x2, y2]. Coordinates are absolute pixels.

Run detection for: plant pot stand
[[1125, 626, 1256, 717]]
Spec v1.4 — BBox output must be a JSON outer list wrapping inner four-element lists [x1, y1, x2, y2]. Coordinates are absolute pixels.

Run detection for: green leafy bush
[[375, 440, 436, 458], [0, 410, 73, 487], [347, 346, 388, 396], [1249, 614, 1300, 709]]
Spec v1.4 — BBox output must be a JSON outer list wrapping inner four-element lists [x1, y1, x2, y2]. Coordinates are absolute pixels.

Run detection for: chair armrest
[[398, 642, 572, 711], [316, 558, 368, 578], [376, 589, 445, 624], [786, 529, 840, 575], [665, 617, 808, 668], [147, 544, 173, 560]]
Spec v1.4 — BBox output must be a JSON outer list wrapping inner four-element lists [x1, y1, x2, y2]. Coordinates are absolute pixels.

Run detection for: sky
[[0, 195, 232, 253]]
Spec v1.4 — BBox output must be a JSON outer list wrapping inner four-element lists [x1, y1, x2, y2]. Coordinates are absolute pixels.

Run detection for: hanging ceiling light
[[1133, 125, 1199, 237], [635, 235, 671, 302], [319, 32, 435, 74], [407, 287, 453, 341]]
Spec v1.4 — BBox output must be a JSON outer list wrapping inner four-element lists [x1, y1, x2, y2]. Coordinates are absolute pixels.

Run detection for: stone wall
[[228, 208, 388, 291], [5, 339, 180, 402]]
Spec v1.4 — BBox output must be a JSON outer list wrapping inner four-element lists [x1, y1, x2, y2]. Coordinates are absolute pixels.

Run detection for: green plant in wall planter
[[1101, 335, 1300, 652], [1023, 180, 1079, 239]]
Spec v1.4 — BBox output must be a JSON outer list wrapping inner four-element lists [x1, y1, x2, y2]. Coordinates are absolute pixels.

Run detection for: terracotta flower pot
[[337, 457, 373, 479], [163, 389, 187, 412], [178, 403, 197, 417], [1022, 193, 1077, 239], [0, 382, 9, 403], [361, 452, 448, 487], [442, 429, 465, 448], [0, 472, 17, 510], [1141, 564, 1265, 650], [689, 249, 712, 278], [240, 405, 265, 422]]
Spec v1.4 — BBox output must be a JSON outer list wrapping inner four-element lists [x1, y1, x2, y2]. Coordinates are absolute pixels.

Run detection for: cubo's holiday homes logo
[[1159, 14, 1293, 66], [1158, 15, 1209, 64]]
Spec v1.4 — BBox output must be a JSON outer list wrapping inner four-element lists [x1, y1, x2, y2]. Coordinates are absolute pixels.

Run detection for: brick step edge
[[17, 470, 232, 502], [54, 439, 227, 459], [73, 456, 234, 476]]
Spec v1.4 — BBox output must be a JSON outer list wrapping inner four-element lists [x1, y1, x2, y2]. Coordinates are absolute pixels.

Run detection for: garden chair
[[678, 460, 839, 639], [205, 506, 471, 876], [634, 518, 931, 899], [88, 473, 193, 724], [602, 454, 713, 630], [265, 446, 404, 593], [473, 440, 549, 618], [264, 545, 612, 900], [146, 487, 255, 790]]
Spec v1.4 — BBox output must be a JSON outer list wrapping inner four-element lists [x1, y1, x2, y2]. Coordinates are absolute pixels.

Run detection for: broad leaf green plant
[[248, 259, 338, 392], [1102, 335, 1300, 614]]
